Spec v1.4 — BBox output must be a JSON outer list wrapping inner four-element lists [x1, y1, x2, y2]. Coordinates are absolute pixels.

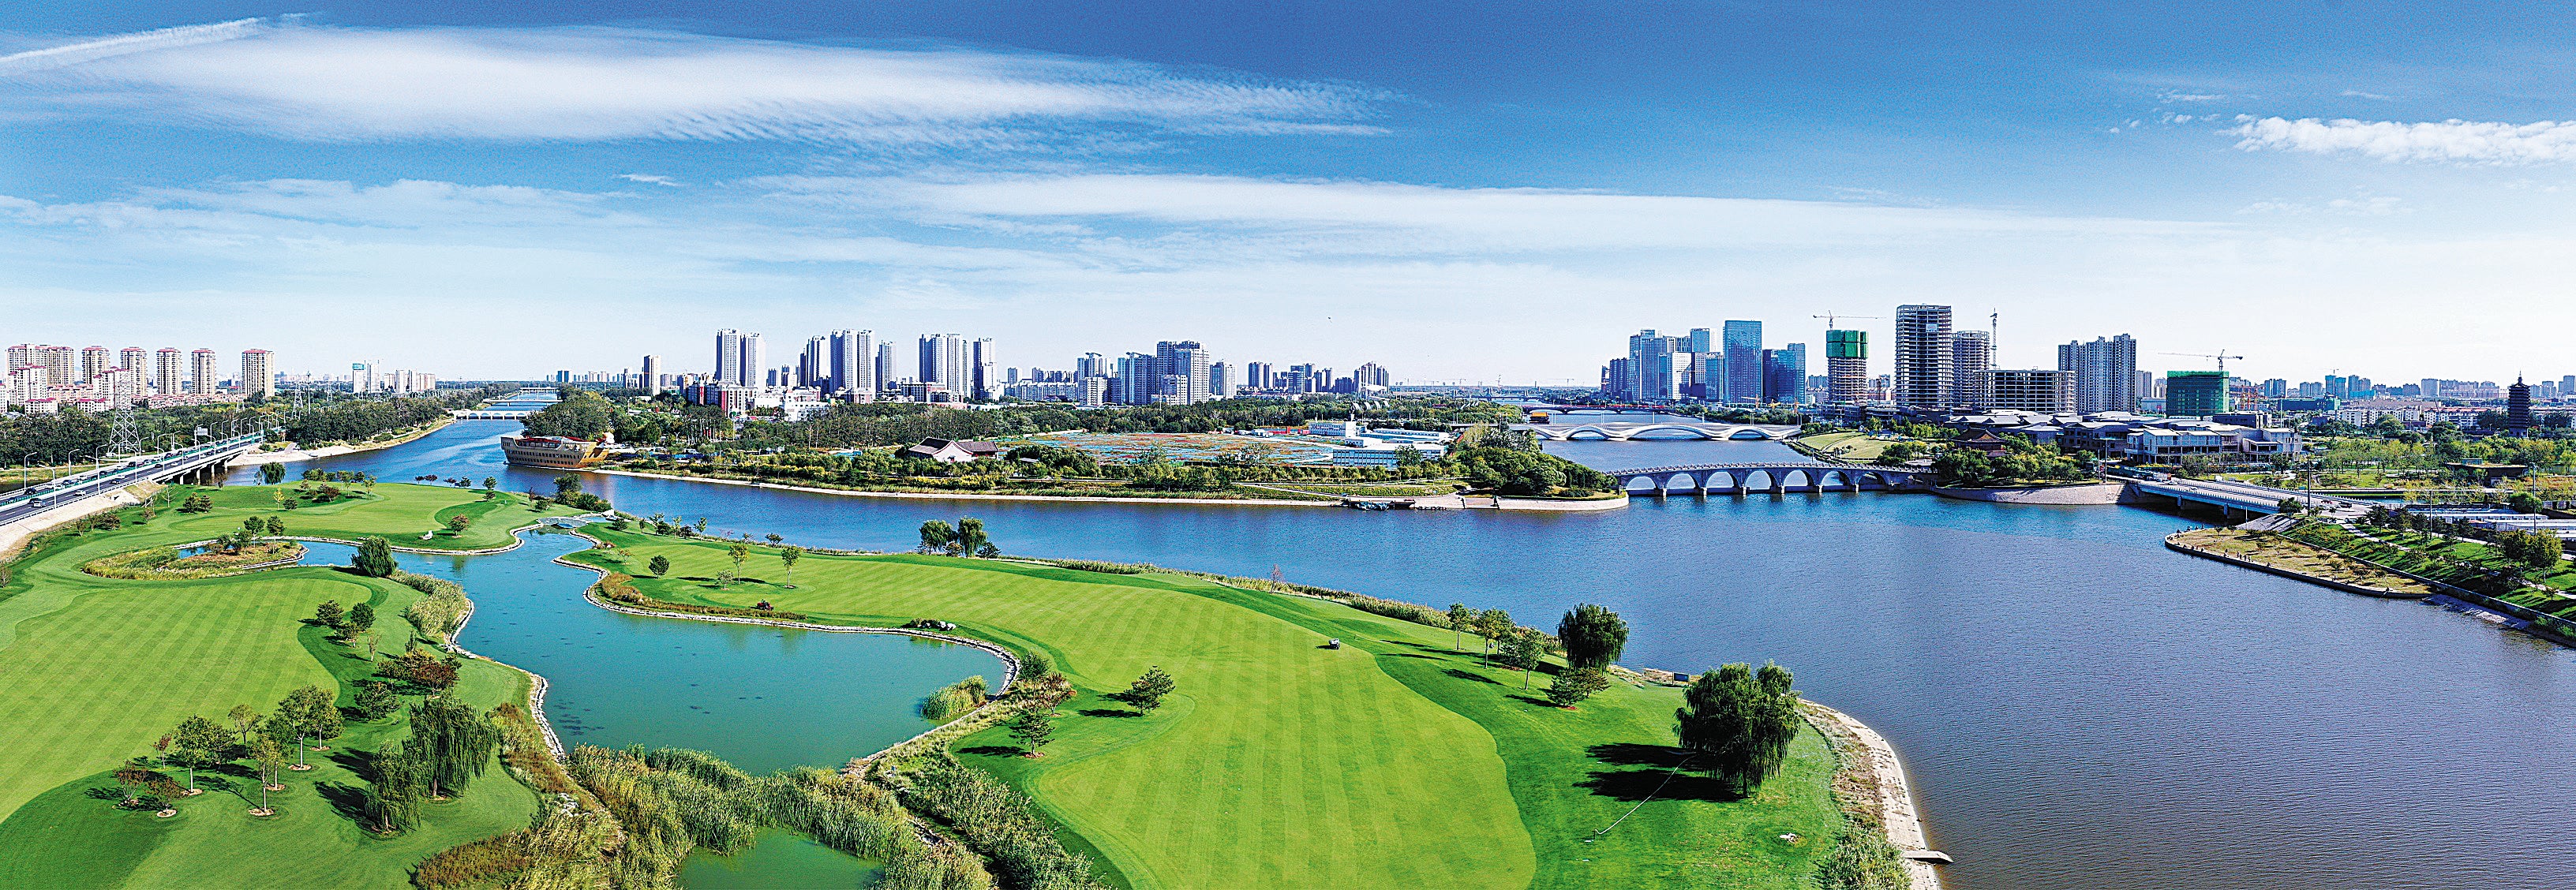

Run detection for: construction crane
[[1813, 312, 1882, 328], [2160, 350, 2245, 374]]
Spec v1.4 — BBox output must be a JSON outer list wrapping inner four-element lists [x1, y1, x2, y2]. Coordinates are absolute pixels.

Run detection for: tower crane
[[1813, 312, 1882, 329], [2160, 350, 2244, 374]]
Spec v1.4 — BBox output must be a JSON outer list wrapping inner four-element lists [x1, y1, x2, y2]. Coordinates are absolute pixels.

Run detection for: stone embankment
[[1927, 482, 2125, 505], [228, 418, 455, 467]]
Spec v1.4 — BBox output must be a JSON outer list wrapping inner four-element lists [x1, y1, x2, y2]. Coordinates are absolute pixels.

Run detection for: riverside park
[[0, 481, 1874, 889]]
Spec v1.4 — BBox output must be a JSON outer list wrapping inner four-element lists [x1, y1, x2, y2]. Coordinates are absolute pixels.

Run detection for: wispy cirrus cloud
[[2232, 116, 2576, 164], [0, 21, 1387, 147]]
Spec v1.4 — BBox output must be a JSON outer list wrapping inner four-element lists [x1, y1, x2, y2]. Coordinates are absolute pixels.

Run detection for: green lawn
[[578, 531, 1844, 889], [1794, 431, 1910, 463], [0, 484, 565, 887]]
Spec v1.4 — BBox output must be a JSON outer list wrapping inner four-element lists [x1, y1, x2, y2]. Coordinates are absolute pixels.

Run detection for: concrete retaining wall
[[1929, 482, 2125, 505]]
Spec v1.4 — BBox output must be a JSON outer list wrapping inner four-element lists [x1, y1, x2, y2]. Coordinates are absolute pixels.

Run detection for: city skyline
[[6, 6, 2576, 381]]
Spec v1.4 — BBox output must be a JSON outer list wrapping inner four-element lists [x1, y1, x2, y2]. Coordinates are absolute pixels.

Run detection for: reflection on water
[[239, 420, 2576, 889]]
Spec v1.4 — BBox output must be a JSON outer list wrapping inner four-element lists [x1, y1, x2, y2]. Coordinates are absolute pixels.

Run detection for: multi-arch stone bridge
[[1603, 462, 1931, 496], [1524, 422, 1800, 442]]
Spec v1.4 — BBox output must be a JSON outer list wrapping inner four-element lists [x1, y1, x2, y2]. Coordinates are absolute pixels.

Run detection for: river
[[235, 420, 2576, 889]]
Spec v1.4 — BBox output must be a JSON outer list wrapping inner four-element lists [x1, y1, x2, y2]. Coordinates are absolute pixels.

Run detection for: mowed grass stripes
[[589, 536, 1539, 890]]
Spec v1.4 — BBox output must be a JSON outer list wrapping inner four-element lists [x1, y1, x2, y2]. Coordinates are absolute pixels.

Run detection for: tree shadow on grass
[[1443, 668, 1503, 685], [1508, 694, 1560, 709], [1577, 742, 1740, 803], [315, 781, 371, 822], [1385, 652, 1446, 660], [958, 746, 1024, 758], [327, 748, 373, 780], [1075, 709, 1143, 719]]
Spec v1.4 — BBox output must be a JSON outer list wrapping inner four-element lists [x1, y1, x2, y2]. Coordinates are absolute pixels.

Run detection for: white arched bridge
[[1603, 462, 1931, 496], [1524, 422, 1800, 442]]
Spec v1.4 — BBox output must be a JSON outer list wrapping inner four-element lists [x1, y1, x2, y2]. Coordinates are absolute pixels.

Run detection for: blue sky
[[5, 2, 2574, 383]]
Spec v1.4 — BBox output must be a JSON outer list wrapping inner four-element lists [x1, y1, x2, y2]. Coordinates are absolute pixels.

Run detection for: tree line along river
[[232, 421, 2576, 889]]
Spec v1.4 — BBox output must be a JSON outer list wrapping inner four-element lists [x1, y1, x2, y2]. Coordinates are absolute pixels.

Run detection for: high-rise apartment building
[[1825, 329, 1868, 404], [188, 349, 217, 395], [1154, 341, 1212, 404], [642, 355, 663, 396], [1354, 362, 1390, 388], [152, 348, 185, 395], [1892, 305, 1953, 407], [799, 336, 829, 388], [1949, 330, 1992, 409], [1209, 361, 1234, 398], [80, 346, 110, 382], [1987, 369, 2072, 412], [969, 338, 999, 401], [2057, 335, 2139, 413], [828, 330, 874, 398], [239, 350, 274, 398], [1242, 361, 1272, 391], [118, 346, 147, 374], [1722, 320, 1763, 405], [876, 342, 896, 389], [714, 330, 744, 386], [918, 334, 966, 392], [30, 346, 75, 390], [739, 334, 767, 388]]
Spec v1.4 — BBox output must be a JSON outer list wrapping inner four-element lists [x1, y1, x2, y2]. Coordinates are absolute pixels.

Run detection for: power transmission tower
[[110, 403, 142, 455]]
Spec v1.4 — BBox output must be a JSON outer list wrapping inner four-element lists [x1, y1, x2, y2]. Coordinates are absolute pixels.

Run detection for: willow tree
[[1676, 662, 1804, 796], [406, 699, 500, 799], [365, 742, 425, 832], [1556, 604, 1631, 671]]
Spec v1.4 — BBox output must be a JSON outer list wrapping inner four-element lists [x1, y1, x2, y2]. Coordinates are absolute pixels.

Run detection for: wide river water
[[236, 419, 2576, 889]]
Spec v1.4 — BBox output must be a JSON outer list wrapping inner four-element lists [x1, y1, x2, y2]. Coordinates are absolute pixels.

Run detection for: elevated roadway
[[0, 433, 268, 529], [2127, 477, 2372, 520]]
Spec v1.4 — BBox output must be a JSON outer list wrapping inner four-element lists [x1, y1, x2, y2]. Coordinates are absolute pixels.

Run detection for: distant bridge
[[453, 409, 537, 419], [1525, 422, 1800, 442], [1603, 462, 1930, 496]]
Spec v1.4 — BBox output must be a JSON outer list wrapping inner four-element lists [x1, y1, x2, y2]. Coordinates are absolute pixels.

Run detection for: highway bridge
[[1524, 422, 1802, 442], [0, 433, 268, 529], [1603, 462, 1932, 495], [2128, 477, 2372, 521]]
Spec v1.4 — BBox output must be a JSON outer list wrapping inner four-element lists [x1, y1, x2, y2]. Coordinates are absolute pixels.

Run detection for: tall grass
[[396, 572, 471, 642], [904, 762, 1103, 890], [921, 676, 992, 723]]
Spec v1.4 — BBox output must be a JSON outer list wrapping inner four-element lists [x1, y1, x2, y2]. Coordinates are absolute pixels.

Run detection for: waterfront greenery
[[1557, 603, 1630, 671], [576, 529, 1846, 888], [0, 484, 575, 888], [1677, 663, 1807, 797]]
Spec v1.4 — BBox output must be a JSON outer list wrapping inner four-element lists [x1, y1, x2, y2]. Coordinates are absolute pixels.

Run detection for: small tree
[[243, 516, 268, 537], [260, 462, 287, 484], [1008, 709, 1055, 756], [1545, 668, 1610, 708], [113, 766, 153, 806], [352, 537, 397, 578], [2276, 497, 2303, 515], [554, 473, 583, 498], [354, 682, 400, 720], [919, 520, 956, 554], [1447, 604, 1473, 652], [648, 555, 671, 577], [1556, 604, 1630, 672], [228, 704, 260, 746], [169, 716, 230, 791], [249, 734, 286, 814], [726, 541, 751, 582], [1473, 608, 1513, 664], [1118, 666, 1178, 712], [314, 600, 346, 628], [779, 545, 803, 583], [264, 516, 286, 536], [765, 533, 783, 544], [446, 514, 471, 533], [481, 476, 497, 492], [344, 602, 376, 643], [1500, 629, 1548, 688]]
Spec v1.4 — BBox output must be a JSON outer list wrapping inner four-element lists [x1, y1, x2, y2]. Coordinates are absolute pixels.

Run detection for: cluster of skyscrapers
[[1600, 306, 2147, 414], [4, 343, 274, 412]]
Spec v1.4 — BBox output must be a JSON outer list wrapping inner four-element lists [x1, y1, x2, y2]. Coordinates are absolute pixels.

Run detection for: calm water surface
[[240, 421, 2576, 889]]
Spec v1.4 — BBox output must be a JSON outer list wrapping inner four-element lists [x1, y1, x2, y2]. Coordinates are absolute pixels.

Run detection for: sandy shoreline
[[228, 417, 455, 467], [1806, 701, 1944, 890]]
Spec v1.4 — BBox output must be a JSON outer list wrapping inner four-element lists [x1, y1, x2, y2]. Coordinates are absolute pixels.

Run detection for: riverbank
[[229, 417, 455, 467], [0, 482, 158, 562], [1806, 702, 1944, 890], [1930, 481, 2125, 505], [2165, 526, 2435, 598]]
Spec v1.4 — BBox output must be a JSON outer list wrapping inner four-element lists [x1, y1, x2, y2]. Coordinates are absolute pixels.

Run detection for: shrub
[[396, 572, 472, 642], [904, 761, 1102, 889]]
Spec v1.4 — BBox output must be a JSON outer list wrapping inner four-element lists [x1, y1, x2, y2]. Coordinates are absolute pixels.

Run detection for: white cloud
[[763, 174, 2209, 258], [0, 22, 1385, 145], [0, 17, 260, 75], [2340, 90, 2396, 101], [2159, 92, 2224, 103], [2233, 116, 2576, 164], [620, 174, 680, 186]]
